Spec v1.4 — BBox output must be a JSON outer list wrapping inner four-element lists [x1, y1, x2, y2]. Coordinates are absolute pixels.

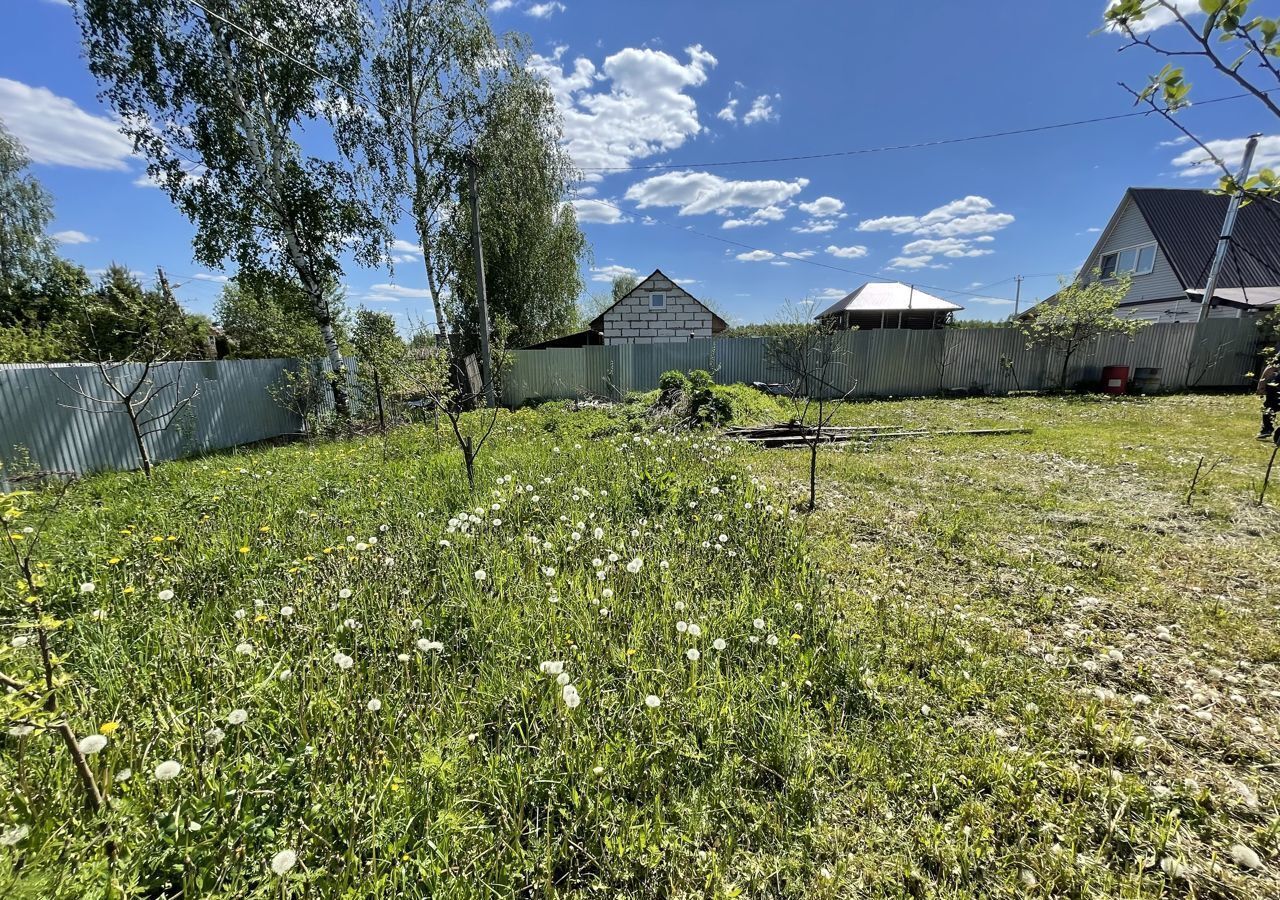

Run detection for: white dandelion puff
[[713, 638, 726, 651], [234, 642, 253, 656], [153, 760, 182, 781], [333, 651, 354, 670], [77, 734, 108, 755], [644, 694, 661, 709], [474, 569, 487, 581], [80, 582, 96, 594], [366, 698, 382, 712], [270, 848, 297, 875], [158, 589, 175, 601], [686, 648, 700, 661], [227, 709, 248, 726], [625, 558, 643, 574]]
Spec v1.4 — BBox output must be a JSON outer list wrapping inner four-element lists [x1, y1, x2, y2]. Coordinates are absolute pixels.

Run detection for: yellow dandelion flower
[[99, 721, 120, 735], [238, 546, 250, 554], [122, 586, 135, 595], [107, 558, 120, 565]]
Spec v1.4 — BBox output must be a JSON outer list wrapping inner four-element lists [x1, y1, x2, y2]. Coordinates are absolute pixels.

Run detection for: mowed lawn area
[[2, 394, 1277, 898]]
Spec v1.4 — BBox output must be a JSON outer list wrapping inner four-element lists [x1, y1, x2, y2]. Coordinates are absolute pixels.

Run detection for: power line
[[579, 89, 1276, 173]]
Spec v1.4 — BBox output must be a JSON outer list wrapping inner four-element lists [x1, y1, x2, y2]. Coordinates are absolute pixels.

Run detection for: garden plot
[[2, 396, 1278, 899]]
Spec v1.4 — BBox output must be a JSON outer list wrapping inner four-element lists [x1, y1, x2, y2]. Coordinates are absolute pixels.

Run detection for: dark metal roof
[[521, 329, 603, 350], [1128, 188, 1280, 290]]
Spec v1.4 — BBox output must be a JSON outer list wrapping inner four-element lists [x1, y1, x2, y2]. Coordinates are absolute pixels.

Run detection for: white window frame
[[1100, 242, 1157, 279], [648, 292, 666, 309]]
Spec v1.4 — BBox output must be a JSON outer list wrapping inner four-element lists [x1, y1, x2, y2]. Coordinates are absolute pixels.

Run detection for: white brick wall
[[602, 274, 713, 345]]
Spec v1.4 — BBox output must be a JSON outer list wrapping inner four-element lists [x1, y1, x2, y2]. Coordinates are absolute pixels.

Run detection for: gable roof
[[588, 269, 728, 333], [814, 282, 963, 319], [1084, 188, 1280, 291]]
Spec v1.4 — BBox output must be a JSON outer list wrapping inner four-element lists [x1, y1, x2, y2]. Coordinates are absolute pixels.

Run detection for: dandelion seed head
[[270, 848, 297, 875], [686, 648, 700, 661], [77, 734, 108, 755], [227, 709, 248, 725], [367, 698, 382, 712], [713, 638, 726, 651], [644, 694, 661, 708], [158, 589, 175, 601], [153, 760, 182, 781], [80, 582, 95, 594]]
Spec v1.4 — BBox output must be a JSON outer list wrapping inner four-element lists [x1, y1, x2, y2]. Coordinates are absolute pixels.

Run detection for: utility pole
[[1198, 134, 1261, 322], [466, 153, 496, 408], [1013, 275, 1023, 318]]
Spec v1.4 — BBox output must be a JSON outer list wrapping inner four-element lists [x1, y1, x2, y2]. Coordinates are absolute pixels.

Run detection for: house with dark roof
[[1041, 188, 1280, 324], [814, 282, 963, 330]]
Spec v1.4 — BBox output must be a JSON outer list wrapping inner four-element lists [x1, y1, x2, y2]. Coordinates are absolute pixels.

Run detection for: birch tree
[[353, 0, 500, 345], [76, 0, 382, 420]]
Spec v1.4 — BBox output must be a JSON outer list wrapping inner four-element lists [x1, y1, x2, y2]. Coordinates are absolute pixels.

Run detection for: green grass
[[2, 395, 1277, 898]]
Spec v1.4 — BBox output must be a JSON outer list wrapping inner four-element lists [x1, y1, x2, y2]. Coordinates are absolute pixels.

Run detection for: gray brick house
[[589, 270, 727, 345]]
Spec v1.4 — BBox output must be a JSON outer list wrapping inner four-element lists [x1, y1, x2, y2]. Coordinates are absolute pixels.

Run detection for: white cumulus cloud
[[722, 205, 787, 229], [589, 264, 639, 283], [887, 255, 932, 270], [526, 1, 564, 17], [529, 44, 716, 179], [624, 170, 808, 216], [798, 196, 845, 217], [0, 78, 134, 171], [825, 244, 868, 259], [782, 250, 815, 259], [735, 250, 776, 262], [716, 97, 738, 122], [857, 195, 1013, 266], [1170, 134, 1280, 178], [368, 283, 434, 299], [570, 198, 629, 224], [742, 94, 779, 125], [52, 230, 95, 245]]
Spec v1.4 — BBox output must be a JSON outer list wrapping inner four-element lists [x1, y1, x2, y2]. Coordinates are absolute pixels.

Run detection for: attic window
[[649, 292, 666, 309], [1100, 242, 1157, 278]]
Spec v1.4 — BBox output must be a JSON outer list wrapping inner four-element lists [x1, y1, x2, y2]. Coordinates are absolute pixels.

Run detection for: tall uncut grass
[[2, 410, 868, 898]]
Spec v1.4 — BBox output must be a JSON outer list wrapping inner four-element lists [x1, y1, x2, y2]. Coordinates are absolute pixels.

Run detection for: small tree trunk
[[463, 435, 475, 491], [373, 368, 386, 436], [808, 438, 818, 512], [125, 404, 152, 478], [1261, 444, 1279, 506]]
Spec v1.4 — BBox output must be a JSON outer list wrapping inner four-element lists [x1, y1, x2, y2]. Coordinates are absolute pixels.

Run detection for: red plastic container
[[1101, 365, 1129, 395]]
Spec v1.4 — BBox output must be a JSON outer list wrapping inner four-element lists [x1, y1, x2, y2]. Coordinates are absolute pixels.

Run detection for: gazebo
[[814, 282, 962, 330]]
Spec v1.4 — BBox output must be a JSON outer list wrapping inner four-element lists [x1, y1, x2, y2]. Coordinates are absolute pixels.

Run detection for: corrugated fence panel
[[503, 318, 1263, 403], [713, 337, 768, 386], [3, 319, 1261, 482], [0, 359, 304, 482]]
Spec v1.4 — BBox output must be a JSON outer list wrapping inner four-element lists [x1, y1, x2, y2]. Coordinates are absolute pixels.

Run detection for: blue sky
[[1, 0, 1273, 328]]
